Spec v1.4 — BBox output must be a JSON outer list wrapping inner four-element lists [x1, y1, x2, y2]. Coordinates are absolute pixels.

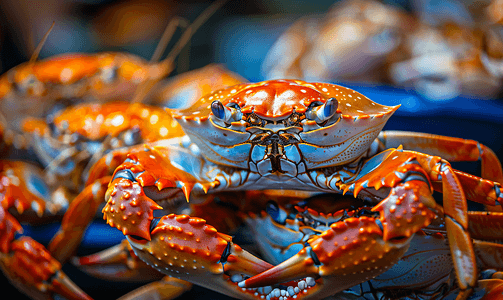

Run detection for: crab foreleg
[[238, 151, 442, 299], [103, 178, 274, 299], [238, 214, 413, 299], [377, 130, 503, 183], [345, 215, 503, 300], [101, 147, 280, 299]]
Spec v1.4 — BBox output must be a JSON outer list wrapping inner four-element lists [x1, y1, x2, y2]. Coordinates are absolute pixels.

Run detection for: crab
[[72, 79, 502, 299]]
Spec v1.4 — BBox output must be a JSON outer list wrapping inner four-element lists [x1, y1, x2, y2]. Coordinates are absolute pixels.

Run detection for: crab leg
[[430, 170, 503, 209], [117, 276, 192, 300], [0, 236, 93, 300], [103, 179, 274, 299], [467, 211, 503, 241], [377, 130, 503, 183], [73, 239, 164, 282], [0, 202, 92, 300], [48, 176, 111, 263], [436, 162, 477, 299]]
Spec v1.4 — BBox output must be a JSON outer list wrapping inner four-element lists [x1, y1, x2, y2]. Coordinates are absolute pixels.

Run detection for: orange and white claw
[[124, 213, 274, 300], [0, 237, 92, 300], [239, 217, 412, 299]]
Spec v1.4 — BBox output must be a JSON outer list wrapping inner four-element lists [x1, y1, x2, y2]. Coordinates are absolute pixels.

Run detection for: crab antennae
[[131, 0, 229, 104], [44, 147, 81, 174], [29, 21, 55, 63], [162, 0, 229, 66], [150, 17, 189, 63]]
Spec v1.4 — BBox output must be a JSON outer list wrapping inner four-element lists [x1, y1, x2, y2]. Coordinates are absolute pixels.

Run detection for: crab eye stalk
[[211, 100, 242, 126], [305, 98, 339, 126]]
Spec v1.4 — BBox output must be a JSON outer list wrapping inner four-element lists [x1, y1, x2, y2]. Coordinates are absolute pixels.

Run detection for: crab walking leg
[[117, 276, 192, 300], [74, 241, 195, 300], [73, 239, 165, 282], [377, 131, 503, 183], [437, 163, 478, 299], [468, 211, 503, 241], [430, 170, 503, 209], [48, 176, 111, 263]]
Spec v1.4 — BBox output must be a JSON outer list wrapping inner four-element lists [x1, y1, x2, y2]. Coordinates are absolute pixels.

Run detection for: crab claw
[[103, 147, 274, 298], [123, 213, 274, 299], [239, 217, 412, 299], [0, 237, 92, 300]]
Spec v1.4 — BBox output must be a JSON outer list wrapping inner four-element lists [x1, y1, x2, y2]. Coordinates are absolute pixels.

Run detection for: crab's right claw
[[0, 236, 92, 300], [239, 217, 412, 299]]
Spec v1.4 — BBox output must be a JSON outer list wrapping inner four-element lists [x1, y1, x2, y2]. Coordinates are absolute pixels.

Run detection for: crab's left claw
[[124, 213, 274, 300], [0, 236, 92, 300], [102, 146, 275, 299], [239, 217, 412, 299]]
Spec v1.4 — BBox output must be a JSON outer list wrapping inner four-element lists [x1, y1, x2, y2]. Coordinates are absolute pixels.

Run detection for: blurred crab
[[263, 0, 503, 101]]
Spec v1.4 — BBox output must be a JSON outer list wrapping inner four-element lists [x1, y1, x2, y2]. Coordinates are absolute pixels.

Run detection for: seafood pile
[[1, 1, 503, 300]]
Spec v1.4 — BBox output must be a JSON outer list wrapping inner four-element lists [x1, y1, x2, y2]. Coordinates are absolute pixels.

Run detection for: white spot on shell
[[159, 127, 168, 137], [150, 114, 159, 124]]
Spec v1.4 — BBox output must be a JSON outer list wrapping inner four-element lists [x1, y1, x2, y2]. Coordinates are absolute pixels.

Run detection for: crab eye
[[211, 101, 243, 127], [211, 100, 226, 119], [305, 98, 339, 126]]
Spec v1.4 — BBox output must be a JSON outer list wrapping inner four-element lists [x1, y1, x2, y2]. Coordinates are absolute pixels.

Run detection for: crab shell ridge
[[171, 79, 398, 171]]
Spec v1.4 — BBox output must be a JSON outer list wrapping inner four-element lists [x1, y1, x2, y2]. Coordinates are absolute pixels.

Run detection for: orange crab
[[62, 79, 503, 299]]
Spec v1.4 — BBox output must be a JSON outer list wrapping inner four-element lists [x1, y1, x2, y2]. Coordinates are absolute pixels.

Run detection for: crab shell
[[171, 80, 398, 173]]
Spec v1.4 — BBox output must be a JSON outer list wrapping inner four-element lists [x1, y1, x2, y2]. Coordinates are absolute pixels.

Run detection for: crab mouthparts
[[250, 131, 302, 176]]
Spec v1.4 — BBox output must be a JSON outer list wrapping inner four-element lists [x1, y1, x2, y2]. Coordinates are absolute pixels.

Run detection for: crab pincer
[[0, 235, 92, 300], [102, 147, 275, 299]]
